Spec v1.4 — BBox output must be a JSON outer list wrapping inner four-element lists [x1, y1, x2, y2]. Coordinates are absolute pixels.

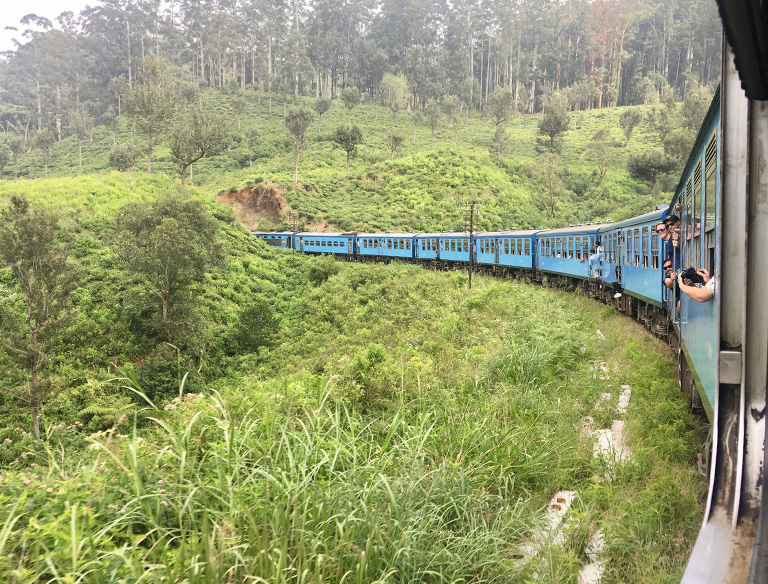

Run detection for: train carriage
[[251, 231, 294, 250], [356, 233, 416, 260], [474, 230, 537, 272], [414, 232, 470, 263], [535, 224, 600, 283], [666, 90, 720, 420], [599, 209, 668, 308], [296, 232, 356, 255]]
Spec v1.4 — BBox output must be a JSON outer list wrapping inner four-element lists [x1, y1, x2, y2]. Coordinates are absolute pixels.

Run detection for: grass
[[0, 263, 706, 583]]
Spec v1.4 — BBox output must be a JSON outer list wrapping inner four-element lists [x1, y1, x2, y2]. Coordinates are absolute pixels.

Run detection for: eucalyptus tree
[[619, 107, 643, 147], [0, 196, 74, 440], [6, 135, 24, 180], [284, 28, 315, 102], [168, 97, 230, 189], [341, 87, 361, 128], [125, 54, 177, 174], [313, 97, 331, 132], [68, 107, 93, 167], [627, 149, 677, 204], [486, 87, 515, 129], [0, 144, 10, 180], [423, 98, 440, 150], [245, 127, 260, 168], [284, 105, 314, 186], [441, 95, 460, 146], [385, 128, 405, 160], [379, 73, 410, 128], [332, 125, 364, 176], [115, 193, 223, 341], [232, 92, 247, 129], [34, 128, 55, 177], [537, 95, 570, 153]]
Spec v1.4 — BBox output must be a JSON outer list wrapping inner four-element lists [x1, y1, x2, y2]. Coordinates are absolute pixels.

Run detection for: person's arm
[[672, 273, 714, 302]]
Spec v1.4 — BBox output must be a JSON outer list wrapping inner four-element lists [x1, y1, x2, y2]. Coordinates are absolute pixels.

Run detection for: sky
[[0, 0, 94, 53]]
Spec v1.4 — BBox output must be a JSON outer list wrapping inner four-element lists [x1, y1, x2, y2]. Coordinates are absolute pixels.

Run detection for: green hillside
[[4, 91, 680, 232]]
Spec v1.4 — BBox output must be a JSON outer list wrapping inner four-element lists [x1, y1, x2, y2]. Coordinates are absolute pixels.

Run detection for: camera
[[680, 266, 705, 285]]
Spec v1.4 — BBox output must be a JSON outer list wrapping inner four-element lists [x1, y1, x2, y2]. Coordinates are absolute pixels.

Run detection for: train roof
[[296, 232, 357, 237], [536, 224, 601, 236], [715, 0, 768, 100], [412, 232, 469, 237], [598, 207, 669, 232], [356, 232, 416, 238], [475, 229, 540, 236], [251, 231, 294, 236]]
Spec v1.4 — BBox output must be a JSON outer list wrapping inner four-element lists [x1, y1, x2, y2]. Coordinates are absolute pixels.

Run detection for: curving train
[[253, 12, 768, 583]]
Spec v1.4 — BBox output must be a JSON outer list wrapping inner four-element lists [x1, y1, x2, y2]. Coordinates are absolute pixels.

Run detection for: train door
[[495, 239, 500, 264]]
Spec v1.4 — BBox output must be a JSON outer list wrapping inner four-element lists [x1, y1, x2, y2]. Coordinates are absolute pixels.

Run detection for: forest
[[1, 0, 720, 139]]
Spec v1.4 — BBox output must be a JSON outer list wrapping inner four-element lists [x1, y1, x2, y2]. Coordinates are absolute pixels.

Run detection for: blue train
[[253, 14, 768, 581]]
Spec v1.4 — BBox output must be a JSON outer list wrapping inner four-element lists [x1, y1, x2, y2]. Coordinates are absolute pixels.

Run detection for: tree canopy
[[114, 193, 223, 342]]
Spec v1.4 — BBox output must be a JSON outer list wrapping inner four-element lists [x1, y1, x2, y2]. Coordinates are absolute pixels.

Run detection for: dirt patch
[[217, 183, 288, 229]]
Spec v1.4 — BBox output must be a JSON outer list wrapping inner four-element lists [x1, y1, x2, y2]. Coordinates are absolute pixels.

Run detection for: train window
[[651, 229, 659, 269], [705, 133, 717, 233], [685, 179, 692, 267], [524, 240, 530, 256], [633, 228, 640, 266], [399, 240, 404, 250], [491, 239, 495, 253], [623, 231, 628, 266], [386, 239, 391, 249], [642, 227, 649, 268], [693, 161, 702, 266], [407, 240, 411, 250], [504, 239, 509, 254]]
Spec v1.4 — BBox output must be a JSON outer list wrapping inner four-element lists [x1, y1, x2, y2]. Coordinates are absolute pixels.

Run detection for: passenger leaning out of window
[[670, 267, 716, 303], [656, 222, 671, 244]]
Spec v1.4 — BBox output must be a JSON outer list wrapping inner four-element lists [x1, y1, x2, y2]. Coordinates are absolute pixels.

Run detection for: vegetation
[[0, 224, 706, 580], [0, 196, 74, 439], [0, 3, 720, 577]]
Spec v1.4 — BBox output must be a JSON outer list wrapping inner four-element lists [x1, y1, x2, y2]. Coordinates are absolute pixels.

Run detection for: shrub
[[109, 144, 135, 171]]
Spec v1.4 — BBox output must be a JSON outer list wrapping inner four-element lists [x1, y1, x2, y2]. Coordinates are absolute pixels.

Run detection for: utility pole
[[290, 211, 299, 260], [464, 201, 478, 289]]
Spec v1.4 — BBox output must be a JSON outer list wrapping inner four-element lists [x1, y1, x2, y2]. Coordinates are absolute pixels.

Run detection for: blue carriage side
[[251, 231, 294, 249], [598, 208, 668, 308], [296, 232, 356, 255], [356, 233, 416, 260], [535, 224, 601, 279], [474, 230, 537, 269], [414, 233, 470, 263], [666, 90, 720, 418]]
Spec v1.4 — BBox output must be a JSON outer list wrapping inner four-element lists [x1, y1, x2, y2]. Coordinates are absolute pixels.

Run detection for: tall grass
[[1, 378, 584, 583]]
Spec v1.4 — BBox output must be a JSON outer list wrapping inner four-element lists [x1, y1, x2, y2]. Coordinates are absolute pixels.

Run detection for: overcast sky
[[1, 0, 94, 53]]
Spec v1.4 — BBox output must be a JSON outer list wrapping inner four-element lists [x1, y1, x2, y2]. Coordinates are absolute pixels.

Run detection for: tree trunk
[[127, 20, 132, 88], [181, 166, 187, 190], [78, 140, 82, 166], [33, 405, 40, 441], [147, 133, 152, 174], [431, 128, 434, 151], [294, 148, 300, 186]]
